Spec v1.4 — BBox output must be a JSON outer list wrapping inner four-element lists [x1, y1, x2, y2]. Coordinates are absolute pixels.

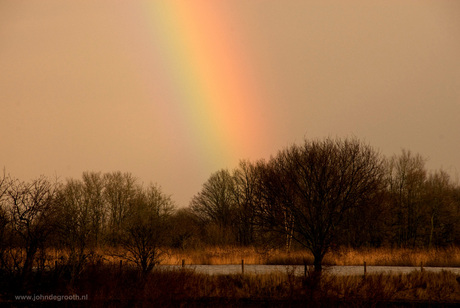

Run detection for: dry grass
[[326, 246, 460, 267], [160, 246, 460, 267], [17, 245, 460, 269], [161, 246, 312, 265]]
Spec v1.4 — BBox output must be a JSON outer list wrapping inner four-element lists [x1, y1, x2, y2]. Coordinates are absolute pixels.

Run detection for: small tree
[[120, 184, 174, 273]]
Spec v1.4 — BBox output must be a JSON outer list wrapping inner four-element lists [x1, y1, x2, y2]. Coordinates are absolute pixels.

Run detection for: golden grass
[[160, 246, 460, 267], [326, 246, 460, 267], [38, 245, 460, 267]]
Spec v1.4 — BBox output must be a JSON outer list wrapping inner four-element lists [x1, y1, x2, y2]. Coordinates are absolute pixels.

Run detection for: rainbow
[[132, 1, 269, 169]]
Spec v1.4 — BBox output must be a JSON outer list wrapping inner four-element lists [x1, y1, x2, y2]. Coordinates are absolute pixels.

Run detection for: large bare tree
[[257, 138, 385, 271]]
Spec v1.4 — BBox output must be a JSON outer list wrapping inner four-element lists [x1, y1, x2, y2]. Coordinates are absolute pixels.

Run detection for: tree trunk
[[313, 253, 323, 272], [428, 212, 435, 249]]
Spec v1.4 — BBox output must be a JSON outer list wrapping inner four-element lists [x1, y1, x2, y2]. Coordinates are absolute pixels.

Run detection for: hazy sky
[[1, 0, 460, 207]]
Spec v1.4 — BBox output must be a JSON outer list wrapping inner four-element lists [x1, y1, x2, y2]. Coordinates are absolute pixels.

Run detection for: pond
[[158, 264, 460, 276]]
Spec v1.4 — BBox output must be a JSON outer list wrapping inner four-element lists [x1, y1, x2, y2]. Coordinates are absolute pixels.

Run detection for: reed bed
[[14, 246, 460, 269], [161, 246, 460, 267], [326, 246, 460, 267]]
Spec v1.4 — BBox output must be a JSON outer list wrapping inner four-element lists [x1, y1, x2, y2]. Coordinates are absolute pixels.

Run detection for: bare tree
[[55, 178, 94, 280], [4, 177, 59, 279], [190, 169, 237, 245], [103, 172, 138, 244], [385, 150, 426, 247], [257, 138, 385, 271], [0, 170, 11, 271], [232, 160, 261, 246], [422, 170, 457, 247], [81, 171, 106, 247], [120, 184, 175, 273]]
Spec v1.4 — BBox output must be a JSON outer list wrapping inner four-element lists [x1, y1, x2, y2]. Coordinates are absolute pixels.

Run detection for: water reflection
[[158, 264, 460, 276]]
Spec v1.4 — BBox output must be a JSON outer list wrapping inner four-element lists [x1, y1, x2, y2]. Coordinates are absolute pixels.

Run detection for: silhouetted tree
[[103, 172, 138, 244], [170, 208, 201, 249], [81, 171, 106, 247], [120, 184, 175, 273], [232, 160, 262, 246], [4, 177, 59, 280], [55, 178, 95, 280], [190, 169, 238, 245], [0, 171, 11, 271], [385, 150, 426, 247], [422, 170, 458, 247], [256, 138, 385, 271]]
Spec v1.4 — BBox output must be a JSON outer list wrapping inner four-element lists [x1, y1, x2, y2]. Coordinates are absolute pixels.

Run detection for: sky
[[1, 0, 459, 207]]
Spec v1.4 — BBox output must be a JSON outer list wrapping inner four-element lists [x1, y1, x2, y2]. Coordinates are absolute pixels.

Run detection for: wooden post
[[182, 259, 185, 268], [420, 262, 424, 272], [304, 262, 308, 277], [241, 259, 244, 274], [364, 261, 367, 276]]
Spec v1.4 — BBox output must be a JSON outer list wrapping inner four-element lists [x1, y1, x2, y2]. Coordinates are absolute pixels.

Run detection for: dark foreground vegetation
[[1, 262, 459, 307]]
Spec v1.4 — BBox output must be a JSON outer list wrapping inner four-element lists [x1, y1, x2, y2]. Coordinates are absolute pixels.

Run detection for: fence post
[[364, 261, 367, 276], [182, 259, 185, 268], [420, 262, 424, 272], [241, 259, 244, 275]]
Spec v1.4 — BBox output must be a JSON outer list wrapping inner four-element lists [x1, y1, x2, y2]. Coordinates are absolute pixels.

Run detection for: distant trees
[[187, 139, 460, 262]]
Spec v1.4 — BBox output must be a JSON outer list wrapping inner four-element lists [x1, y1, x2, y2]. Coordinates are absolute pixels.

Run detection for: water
[[158, 264, 460, 276]]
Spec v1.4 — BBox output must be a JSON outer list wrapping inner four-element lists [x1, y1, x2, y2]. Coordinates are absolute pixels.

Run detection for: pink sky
[[1, 0, 460, 206]]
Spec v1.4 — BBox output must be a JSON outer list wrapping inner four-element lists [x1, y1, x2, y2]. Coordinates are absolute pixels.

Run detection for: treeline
[[189, 138, 460, 270], [0, 137, 459, 274], [0, 171, 176, 281], [190, 139, 460, 249]]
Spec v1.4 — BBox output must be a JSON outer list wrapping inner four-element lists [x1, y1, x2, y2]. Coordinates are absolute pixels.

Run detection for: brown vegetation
[[160, 246, 460, 267], [2, 262, 459, 306]]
